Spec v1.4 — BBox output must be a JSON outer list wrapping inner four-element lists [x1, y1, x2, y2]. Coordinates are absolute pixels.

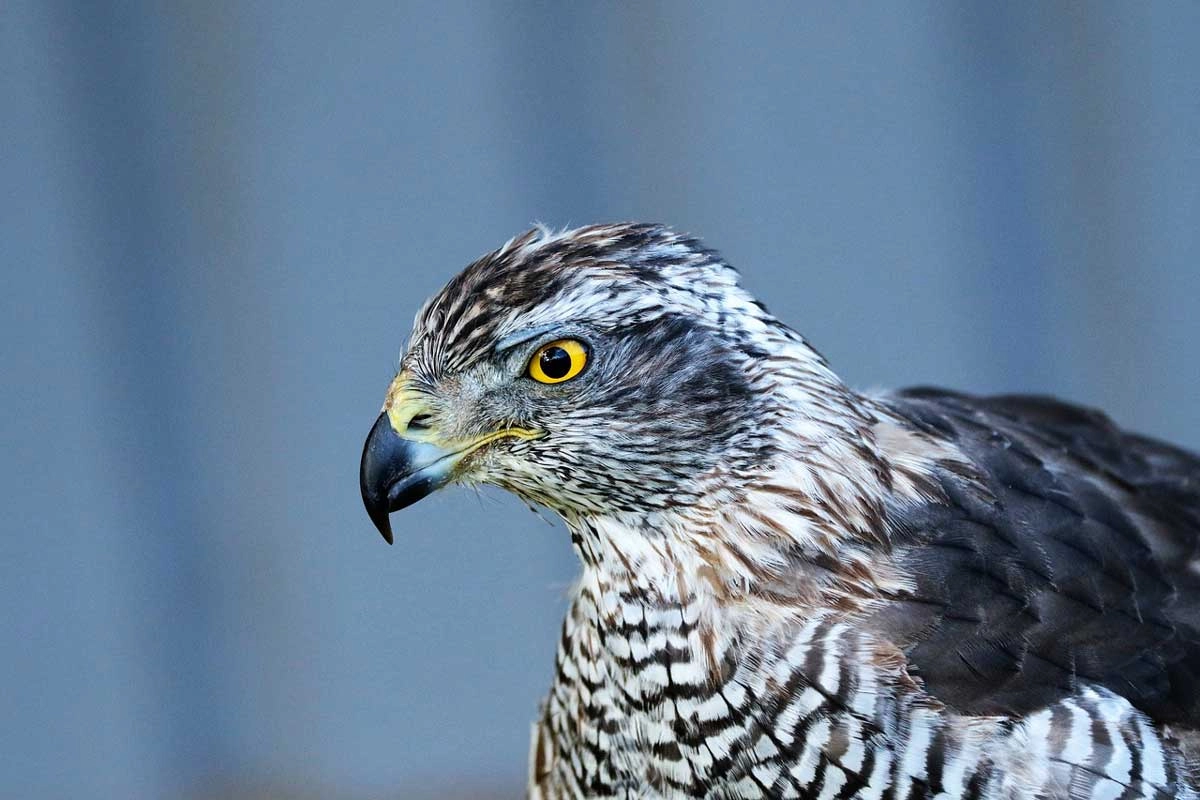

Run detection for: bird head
[[360, 223, 838, 544]]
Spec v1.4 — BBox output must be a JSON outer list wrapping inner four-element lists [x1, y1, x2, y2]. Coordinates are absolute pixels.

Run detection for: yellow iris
[[528, 339, 588, 384]]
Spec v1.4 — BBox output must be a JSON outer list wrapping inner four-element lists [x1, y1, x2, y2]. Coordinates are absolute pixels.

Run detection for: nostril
[[407, 413, 433, 432]]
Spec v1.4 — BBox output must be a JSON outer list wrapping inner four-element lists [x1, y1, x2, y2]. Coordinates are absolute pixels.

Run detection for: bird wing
[[875, 388, 1200, 727]]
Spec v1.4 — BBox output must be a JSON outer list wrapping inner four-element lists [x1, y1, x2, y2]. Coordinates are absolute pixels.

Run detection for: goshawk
[[361, 223, 1200, 799]]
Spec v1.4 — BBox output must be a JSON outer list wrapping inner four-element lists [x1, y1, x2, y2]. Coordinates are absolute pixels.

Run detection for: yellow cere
[[529, 339, 588, 384]]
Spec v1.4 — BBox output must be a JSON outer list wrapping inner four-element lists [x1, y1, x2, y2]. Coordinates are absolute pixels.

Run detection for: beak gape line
[[359, 411, 544, 544]]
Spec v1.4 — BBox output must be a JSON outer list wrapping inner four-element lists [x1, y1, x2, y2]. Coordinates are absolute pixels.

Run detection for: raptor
[[360, 224, 1200, 799]]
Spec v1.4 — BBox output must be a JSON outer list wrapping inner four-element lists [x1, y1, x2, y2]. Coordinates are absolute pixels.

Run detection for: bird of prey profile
[[360, 223, 1200, 799]]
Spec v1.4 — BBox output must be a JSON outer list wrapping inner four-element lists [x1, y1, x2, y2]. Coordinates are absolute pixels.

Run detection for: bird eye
[[528, 339, 588, 384]]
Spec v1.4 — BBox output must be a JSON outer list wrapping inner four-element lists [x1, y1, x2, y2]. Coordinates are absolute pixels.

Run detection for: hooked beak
[[359, 412, 460, 544], [359, 377, 542, 544]]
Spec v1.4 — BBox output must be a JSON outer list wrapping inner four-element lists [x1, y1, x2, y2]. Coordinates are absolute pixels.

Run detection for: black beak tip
[[375, 517, 395, 545], [360, 411, 450, 545], [361, 482, 396, 545]]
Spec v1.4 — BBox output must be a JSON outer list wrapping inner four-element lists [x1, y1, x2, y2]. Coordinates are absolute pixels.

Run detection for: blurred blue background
[[3, 2, 1197, 798]]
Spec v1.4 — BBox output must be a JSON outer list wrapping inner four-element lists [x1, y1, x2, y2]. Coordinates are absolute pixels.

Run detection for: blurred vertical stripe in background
[[2, 2, 1197, 798]]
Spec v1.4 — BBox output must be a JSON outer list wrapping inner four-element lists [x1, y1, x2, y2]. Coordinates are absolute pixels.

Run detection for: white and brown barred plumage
[[359, 223, 1200, 799]]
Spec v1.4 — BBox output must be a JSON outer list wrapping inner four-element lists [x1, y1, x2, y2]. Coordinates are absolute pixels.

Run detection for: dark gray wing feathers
[[881, 388, 1200, 727]]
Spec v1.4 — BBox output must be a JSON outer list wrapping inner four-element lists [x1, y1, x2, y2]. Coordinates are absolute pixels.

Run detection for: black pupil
[[539, 346, 572, 379]]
